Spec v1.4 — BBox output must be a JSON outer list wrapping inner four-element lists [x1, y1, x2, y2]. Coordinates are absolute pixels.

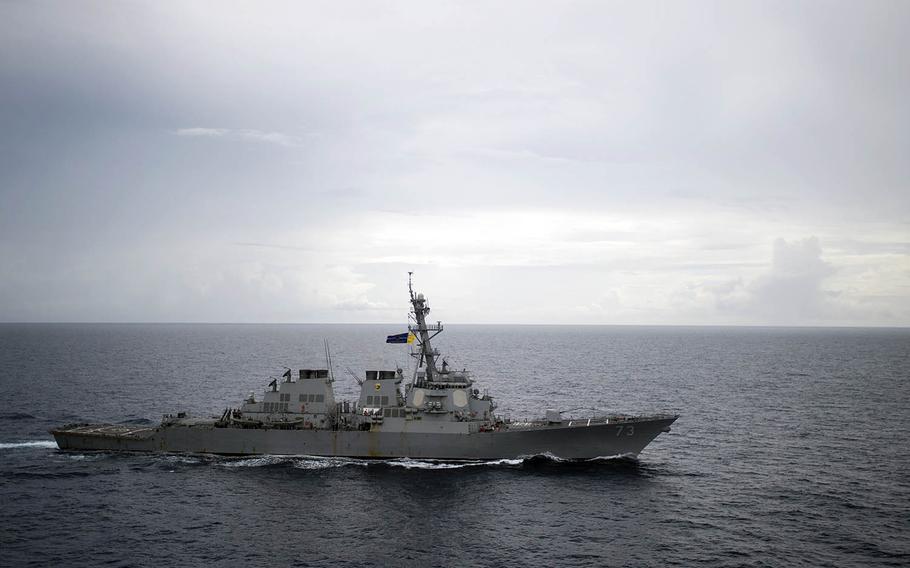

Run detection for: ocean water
[[0, 323, 908, 567]]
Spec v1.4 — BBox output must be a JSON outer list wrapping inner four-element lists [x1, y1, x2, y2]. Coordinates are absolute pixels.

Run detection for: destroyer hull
[[52, 416, 676, 460]]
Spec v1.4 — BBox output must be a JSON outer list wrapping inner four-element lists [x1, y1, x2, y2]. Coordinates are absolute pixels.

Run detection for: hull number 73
[[615, 425, 635, 437]]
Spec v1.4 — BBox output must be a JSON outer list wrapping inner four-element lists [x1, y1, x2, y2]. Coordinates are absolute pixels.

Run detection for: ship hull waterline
[[52, 416, 677, 461]]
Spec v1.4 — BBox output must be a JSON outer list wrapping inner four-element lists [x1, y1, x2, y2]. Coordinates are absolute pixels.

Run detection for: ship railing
[[505, 414, 647, 429], [408, 324, 443, 333]]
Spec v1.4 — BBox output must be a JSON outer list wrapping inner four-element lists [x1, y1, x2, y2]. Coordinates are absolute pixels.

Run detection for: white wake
[[0, 440, 59, 450]]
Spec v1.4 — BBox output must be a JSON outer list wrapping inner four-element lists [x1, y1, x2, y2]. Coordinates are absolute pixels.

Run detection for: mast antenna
[[406, 271, 443, 384], [323, 338, 335, 382]]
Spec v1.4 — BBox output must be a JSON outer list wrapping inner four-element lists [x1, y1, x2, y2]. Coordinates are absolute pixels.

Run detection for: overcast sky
[[1, 1, 907, 325]]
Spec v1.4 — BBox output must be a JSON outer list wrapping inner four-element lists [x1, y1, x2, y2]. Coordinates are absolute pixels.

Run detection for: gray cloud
[[0, 1, 907, 324]]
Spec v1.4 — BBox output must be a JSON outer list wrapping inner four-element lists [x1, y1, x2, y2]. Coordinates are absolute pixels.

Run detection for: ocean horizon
[[2, 323, 907, 566]]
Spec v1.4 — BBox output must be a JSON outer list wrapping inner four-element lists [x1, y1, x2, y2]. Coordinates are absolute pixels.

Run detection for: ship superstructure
[[52, 275, 678, 460]]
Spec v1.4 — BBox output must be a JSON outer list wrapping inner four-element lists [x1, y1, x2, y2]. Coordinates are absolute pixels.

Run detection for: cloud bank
[[0, 1, 907, 325]]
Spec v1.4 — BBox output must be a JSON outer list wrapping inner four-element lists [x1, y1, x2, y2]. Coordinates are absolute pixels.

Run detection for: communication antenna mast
[[323, 339, 335, 382], [407, 272, 444, 385]]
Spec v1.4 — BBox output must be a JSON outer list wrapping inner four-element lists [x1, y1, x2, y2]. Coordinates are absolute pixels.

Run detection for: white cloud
[[333, 299, 391, 311], [174, 128, 301, 146], [714, 237, 835, 323], [686, 237, 909, 326], [174, 127, 230, 137]]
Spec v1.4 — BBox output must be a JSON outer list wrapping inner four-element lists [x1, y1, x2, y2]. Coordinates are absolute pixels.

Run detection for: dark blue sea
[[1, 324, 908, 567]]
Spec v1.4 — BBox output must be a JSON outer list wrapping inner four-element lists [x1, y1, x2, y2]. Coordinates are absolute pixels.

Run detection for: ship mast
[[408, 272, 443, 383]]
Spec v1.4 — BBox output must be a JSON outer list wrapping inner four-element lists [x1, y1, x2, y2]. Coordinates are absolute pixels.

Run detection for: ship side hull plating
[[52, 416, 676, 460]]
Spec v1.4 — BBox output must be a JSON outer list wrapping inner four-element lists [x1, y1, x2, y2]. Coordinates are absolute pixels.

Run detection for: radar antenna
[[407, 272, 444, 384]]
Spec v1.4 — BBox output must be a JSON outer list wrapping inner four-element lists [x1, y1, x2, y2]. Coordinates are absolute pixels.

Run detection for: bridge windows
[[298, 393, 326, 403], [297, 394, 327, 403], [262, 402, 289, 412]]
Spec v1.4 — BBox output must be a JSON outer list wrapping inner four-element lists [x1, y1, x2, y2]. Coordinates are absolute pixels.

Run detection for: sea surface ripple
[[1, 323, 908, 567]]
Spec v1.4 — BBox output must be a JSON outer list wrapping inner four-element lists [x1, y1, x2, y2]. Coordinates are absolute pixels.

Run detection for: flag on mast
[[386, 332, 415, 344]]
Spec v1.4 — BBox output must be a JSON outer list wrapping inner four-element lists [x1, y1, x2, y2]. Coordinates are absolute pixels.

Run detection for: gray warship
[[52, 275, 678, 460]]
